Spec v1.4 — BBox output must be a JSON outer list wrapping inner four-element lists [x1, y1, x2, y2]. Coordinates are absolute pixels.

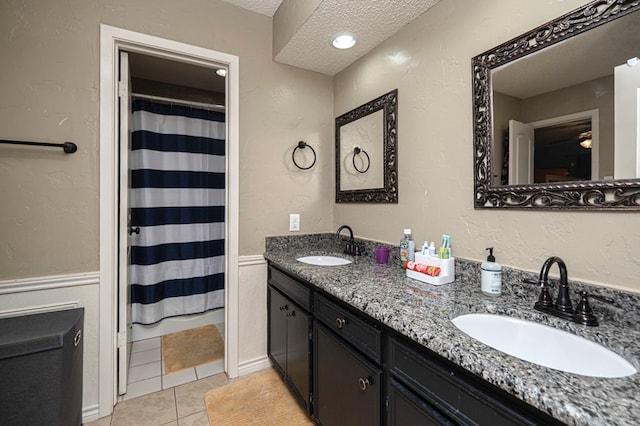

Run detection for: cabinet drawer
[[388, 336, 551, 426], [268, 266, 311, 311], [388, 377, 455, 426], [314, 293, 382, 363]]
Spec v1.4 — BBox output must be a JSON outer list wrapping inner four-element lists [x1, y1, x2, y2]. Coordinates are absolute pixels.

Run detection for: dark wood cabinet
[[388, 335, 563, 426], [314, 322, 382, 426], [267, 284, 312, 413], [314, 293, 382, 363], [268, 287, 288, 376], [312, 292, 383, 425], [266, 263, 563, 426], [286, 296, 312, 408], [388, 377, 455, 426]]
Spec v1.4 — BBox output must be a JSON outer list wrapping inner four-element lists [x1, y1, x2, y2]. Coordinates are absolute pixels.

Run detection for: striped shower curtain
[[129, 99, 225, 325]]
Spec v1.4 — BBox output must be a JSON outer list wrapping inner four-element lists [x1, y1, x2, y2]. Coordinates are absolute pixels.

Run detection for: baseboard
[[237, 355, 271, 376], [82, 404, 100, 424]]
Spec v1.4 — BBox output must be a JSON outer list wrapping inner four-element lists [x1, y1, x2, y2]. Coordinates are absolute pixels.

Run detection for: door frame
[[116, 50, 132, 396], [99, 24, 240, 417], [528, 109, 600, 181]]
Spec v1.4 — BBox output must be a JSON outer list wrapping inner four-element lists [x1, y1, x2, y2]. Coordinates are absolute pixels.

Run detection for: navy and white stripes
[[129, 99, 226, 325]]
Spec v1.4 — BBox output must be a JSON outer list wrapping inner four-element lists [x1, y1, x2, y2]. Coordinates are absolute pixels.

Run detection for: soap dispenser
[[481, 247, 502, 296]]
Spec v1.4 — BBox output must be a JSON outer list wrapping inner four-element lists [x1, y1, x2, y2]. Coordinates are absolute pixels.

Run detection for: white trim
[[237, 355, 272, 376], [0, 301, 80, 319], [82, 404, 100, 424], [99, 24, 240, 417], [0, 271, 99, 295], [239, 254, 266, 267]]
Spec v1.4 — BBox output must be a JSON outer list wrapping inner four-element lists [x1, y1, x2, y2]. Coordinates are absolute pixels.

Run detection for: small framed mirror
[[472, 1, 640, 209], [336, 89, 398, 203]]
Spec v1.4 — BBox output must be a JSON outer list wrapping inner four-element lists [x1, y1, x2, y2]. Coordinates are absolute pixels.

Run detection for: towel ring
[[292, 141, 316, 170], [352, 146, 370, 173]]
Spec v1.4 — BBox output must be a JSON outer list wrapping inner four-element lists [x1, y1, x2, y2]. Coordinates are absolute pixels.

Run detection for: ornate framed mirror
[[336, 89, 398, 203], [472, 0, 640, 209]]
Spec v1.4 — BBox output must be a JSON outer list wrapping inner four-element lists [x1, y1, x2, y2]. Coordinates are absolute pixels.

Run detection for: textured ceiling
[[223, 0, 441, 76], [222, 0, 283, 16]]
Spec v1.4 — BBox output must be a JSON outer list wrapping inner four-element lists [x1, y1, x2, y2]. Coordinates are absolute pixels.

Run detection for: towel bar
[[0, 139, 78, 153]]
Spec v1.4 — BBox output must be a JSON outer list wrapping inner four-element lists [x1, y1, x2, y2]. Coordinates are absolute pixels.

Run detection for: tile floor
[[87, 372, 229, 426], [87, 325, 226, 425]]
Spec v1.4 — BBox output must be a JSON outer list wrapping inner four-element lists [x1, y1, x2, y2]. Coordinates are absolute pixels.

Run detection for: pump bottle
[[481, 247, 502, 296]]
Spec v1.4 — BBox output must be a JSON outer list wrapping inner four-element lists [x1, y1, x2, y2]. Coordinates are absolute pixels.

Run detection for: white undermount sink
[[296, 256, 352, 266], [452, 313, 637, 378]]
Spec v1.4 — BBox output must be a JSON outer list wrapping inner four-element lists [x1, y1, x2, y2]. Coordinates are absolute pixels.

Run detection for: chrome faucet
[[532, 256, 614, 326], [336, 225, 362, 256]]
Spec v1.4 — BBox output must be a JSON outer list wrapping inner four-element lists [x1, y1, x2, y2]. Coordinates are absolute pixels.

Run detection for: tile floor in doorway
[[86, 372, 229, 426], [86, 324, 225, 425]]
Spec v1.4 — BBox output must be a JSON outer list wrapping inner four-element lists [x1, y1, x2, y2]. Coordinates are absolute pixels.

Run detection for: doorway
[[507, 109, 600, 185], [99, 25, 240, 417], [122, 51, 228, 398]]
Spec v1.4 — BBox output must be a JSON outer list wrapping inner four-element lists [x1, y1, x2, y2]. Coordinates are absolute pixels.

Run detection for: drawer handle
[[335, 317, 346, 329], [358, 377, 370, 391], [286, 311, 296, 317], [74, 329, 82, 347], [279, 304, 288, 311]]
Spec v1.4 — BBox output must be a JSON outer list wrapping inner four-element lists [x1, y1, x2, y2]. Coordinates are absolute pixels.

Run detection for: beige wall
[[0, 0, 334, 279], [334, 0, 640, 293]]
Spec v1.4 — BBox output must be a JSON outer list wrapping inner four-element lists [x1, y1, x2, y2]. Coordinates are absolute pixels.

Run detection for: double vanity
[[264, 234, 640, 425]]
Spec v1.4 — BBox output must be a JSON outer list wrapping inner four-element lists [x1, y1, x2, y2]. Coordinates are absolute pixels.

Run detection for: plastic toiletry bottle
[[428, 241, 436, 257], [421, 241, 429, 255], [408, 232, 416, 261], [400, 229, 415, 266], [481, 247, 502, 296]]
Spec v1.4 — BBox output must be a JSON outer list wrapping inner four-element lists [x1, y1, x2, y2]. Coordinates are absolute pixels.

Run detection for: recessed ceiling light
[[216, 68, 227, 77], [332, 33, 356, 49]]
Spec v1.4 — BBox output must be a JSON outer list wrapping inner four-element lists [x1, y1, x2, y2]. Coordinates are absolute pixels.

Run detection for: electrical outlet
[[289, 214, 300, 232]]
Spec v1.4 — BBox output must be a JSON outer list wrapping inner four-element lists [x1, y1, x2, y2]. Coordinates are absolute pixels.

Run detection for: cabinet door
[[388, 378, 455, 426], [287, 304, 312, 411], [268, 286, 288, 376], [314, 323, 381, 426]]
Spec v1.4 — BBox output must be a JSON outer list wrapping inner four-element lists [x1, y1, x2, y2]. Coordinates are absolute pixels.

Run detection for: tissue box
[[406, 252, 455, 285]]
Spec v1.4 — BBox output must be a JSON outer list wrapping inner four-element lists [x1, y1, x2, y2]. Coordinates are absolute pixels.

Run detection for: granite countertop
[[264, 234, 640, 426]]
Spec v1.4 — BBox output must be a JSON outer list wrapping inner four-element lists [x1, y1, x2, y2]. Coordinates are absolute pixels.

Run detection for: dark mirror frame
[[472, 0, 640, 210], [336, 89, 398, 203]]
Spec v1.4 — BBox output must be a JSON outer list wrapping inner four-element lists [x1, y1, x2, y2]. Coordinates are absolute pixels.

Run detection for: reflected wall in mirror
[[472, 0, 640, 209], [336, 89, 398, 203], [340, 110, 384, 190]]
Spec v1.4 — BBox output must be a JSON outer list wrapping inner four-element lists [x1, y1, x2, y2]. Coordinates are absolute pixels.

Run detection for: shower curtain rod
[[131, 93, 225, 111]]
